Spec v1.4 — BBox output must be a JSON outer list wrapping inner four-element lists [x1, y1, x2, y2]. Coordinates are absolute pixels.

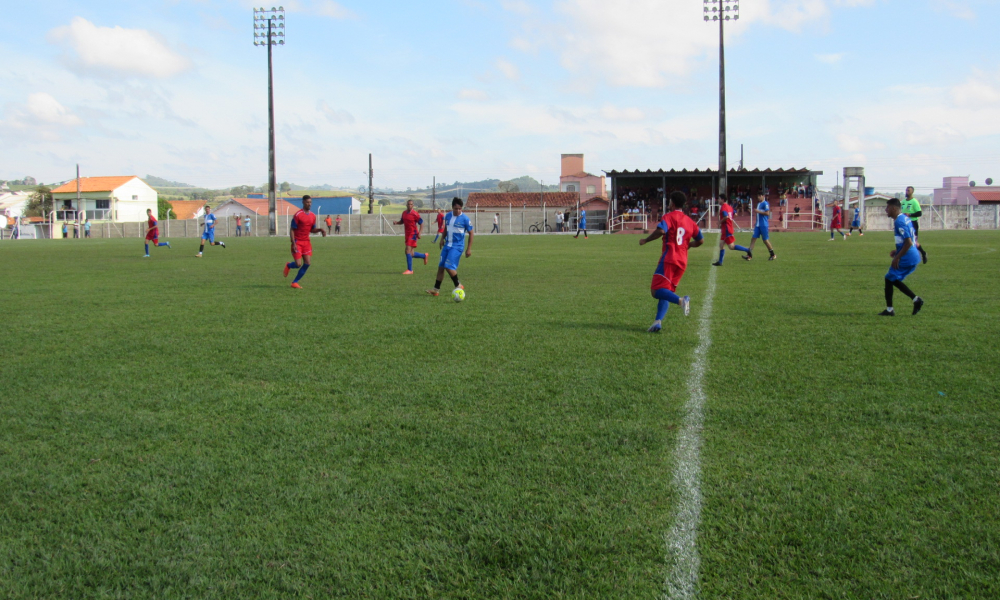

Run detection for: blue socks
[[293, 263, 309, 283], [287, 261, 298, 270], [718, 249, 725, 264], [415, 252, 426, 259], [144, 243, 149, 254], [433, 234, 439, 242], [735, 244, 750, 252], [406, 254, 413, 270], [158, 242, 169, 247], [653, 288, 681, 320]]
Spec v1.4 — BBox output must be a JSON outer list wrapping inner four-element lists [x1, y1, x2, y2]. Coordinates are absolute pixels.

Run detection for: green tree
[[280, 181, 291, 193], [158, 197, 174, 220], [378, 198, 391, 207], [22, 185, 53, 217], [497, 181, 520, 193], [409, 196, 424, 209]]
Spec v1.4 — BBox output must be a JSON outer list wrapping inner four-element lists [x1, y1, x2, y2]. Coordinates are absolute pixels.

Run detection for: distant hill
[[145, 175, 195, 188]]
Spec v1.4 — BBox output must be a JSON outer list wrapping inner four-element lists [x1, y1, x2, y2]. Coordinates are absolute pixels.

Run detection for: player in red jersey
[[711, 193, 751, 266], [143, 208, 171, 257], [639, 191, 704, 332], [433, 209, 446, 243], [394, 199, 428, 274], [829, 200, 846, 240], [283, 195, 326, 288]]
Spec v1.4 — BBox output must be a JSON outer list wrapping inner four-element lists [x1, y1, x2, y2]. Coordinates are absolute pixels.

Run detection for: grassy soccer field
[[1, 231, 998, 599]]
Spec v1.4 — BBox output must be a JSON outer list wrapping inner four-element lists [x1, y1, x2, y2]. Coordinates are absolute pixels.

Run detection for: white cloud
[[816, 52, 845, 64], [314, 0, 357, 19], [318, 100, 356, 124], [496, 58, 520, 80], [835, 133, 884, 153], [26, 93, 84, 127], [929, 0, 976, 20], [501, 0, 534, 15], [48, 17, 191, 79], [0, 93, 83, 141], [599, 105, 646, 122], [951, 75, 1000, 109], [458, 89, 489, 101]]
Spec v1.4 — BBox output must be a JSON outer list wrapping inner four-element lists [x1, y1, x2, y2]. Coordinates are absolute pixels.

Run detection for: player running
[[712, 193, 751, 266], [394, 199, 428, 275], [196, 206, 226, 257], [283, 195, 326, 289], [744, 193, 776, 261], [574, 208, 588, 239], [848, 205, 863, 236], [426, 198, 473, 296], [880, 198, 924, 316], [433, 209, 445, 243], [902, 186, 927, 263], [828, 201, 847, 241], [639, 191, 704, 333], [143, 208, 171, 257]]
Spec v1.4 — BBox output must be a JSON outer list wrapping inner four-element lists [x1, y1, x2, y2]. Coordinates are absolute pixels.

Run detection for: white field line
[[663, 265, 718, 600]]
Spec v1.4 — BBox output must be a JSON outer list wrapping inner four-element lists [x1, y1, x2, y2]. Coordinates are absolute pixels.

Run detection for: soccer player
[[828, 201, 846, 241], [848, 205, 863, 236], [394, 199, 428, 275], [196, 206, 226, 257], [283, 195, 326, 289], [574, 208, 588, 238], [744, 193, 776, 261], [433, 209, 445, 243], [712, 193, 751, 266], [143, 208, 171, 257], [639, 191, 704, 333], [426, 197, 473, 296], [902, 186, 927, 263], [880, 198, 924, 316]]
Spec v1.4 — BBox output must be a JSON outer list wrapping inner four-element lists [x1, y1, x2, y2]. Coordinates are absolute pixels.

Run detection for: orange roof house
[[50, 176, 157, 223], [167, 200, 207, 220]]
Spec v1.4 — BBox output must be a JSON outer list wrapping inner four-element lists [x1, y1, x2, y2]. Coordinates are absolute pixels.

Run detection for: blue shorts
[[851, 220, 861, 228], [752, 225, 769, 241], [202, 230, 215, 243], [886, 262, 918, 282], [439, 247, 463, 271]]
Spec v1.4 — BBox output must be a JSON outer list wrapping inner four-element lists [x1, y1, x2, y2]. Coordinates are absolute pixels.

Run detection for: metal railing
[[610, 213, 648, 232]]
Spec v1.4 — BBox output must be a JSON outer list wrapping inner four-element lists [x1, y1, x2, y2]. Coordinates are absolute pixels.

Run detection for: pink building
[[933, 176, 1000, 205], [559, 154, 606, 204]]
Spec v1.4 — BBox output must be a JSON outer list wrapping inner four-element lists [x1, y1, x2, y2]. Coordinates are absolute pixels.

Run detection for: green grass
[[0, 231, 998, 599]]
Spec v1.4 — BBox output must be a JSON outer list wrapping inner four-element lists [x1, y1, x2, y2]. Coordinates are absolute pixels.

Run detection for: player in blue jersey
[[848, 206, 863, 236], [743, 193, 776, 261], [196, 206, 226, 257], [573, 208, 588, 239], [880, 198, 924, 316], [427, 197, 474, 296]]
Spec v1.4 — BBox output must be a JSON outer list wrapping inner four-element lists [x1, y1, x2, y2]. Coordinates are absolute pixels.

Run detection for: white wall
[[111, 178, 158, 222]]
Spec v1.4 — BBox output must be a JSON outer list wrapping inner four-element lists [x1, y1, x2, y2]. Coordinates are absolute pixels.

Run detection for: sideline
[[663, 265, 718, 600]]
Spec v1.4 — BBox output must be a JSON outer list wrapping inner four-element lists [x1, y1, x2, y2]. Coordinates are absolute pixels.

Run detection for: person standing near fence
[[335, 215, 341, 234], [902, 186, 927, 264], [556, 211, 564, 232], [84, 219, 91, 238], [491, 213, 500, 233], [325, 215, 333, 235], [235, 214, 243, 237], [574, 208, 588, 239], [395, 199, 428, 275]]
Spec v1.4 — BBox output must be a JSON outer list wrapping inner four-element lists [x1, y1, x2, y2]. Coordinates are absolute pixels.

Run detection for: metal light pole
[[254, 6, 285, 235], [704, 0, 739, 198]]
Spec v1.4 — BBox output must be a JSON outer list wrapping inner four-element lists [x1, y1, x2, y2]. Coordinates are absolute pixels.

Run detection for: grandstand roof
[[466, 192, 580, 207], [605, 167, 821, 177]]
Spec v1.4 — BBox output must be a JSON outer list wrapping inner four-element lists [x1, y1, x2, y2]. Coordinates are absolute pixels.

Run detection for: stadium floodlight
[[253, 6, 286, 235], [703, 0, 739, 198]]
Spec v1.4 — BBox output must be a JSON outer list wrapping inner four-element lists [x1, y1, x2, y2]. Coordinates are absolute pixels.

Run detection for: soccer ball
[[452, 288, 466, 303]]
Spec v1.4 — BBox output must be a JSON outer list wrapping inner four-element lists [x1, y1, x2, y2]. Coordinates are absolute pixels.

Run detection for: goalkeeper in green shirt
[[901, 186, 927, 264]]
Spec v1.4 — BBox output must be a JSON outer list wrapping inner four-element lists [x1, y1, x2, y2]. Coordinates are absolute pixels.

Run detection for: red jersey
[[719, 202, 734, 237], [148, 215, 158, 230], [658, 210, 701, 270], [401, 209, 423, 239], [831, 206, 842, 227], [325, 216, 333, 227], [436, 212, 445, 231], [291, 210, 316, 242]]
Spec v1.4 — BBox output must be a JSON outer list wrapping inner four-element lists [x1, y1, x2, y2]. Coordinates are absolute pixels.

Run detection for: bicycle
[[528, 221, 552, 233]]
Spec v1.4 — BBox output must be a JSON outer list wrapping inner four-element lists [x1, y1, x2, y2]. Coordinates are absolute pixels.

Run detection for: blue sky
[[2, 0, 998, 192]]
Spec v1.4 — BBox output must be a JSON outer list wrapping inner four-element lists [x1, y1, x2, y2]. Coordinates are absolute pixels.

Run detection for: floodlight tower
[[254, 6, 285, 235], [704, 0, 739, 198]]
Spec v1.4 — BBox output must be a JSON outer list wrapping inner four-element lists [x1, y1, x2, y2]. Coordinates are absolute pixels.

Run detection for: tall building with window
[[50, 176, 158, 222], [559, 154, 606, 205]]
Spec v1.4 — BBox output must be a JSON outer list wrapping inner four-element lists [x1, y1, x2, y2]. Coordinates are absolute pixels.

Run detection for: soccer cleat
[[681, 295, 691, 317], [426, 289, 440, 296], [878, 309, 895, 317], [647, 321, 662, 333], [859, 233, 864, 236], [423, 254, 428, 265], [283, 264, 291, 277], [457, 284, 464, 290], [402, 270, 414, 275], [291, 282, 302, 289], [846, 232, 851, 237], [742, 254, 752, 261], [143, 254, 150, 258], [828, 238, 834, 241], [165, 242, 171, 248], [196, 252, 202, 257], [912, 297, 924, 315], [712, 261, 723, 266], [768, 255, 776, 261], [921, 250, 928, 264], [219, 242, 226, 248]]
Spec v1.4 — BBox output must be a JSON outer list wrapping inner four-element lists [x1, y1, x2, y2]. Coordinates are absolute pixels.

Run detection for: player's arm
[[892, 237, 912, 269], [465, 229, 474, 257], [909, 202, 922, 218], [309, 224, 327, 237], [689, 230, 705, 248], [639, 227, 664, 246]]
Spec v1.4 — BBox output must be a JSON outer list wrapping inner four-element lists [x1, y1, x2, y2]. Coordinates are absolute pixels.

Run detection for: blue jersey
[[204, 213, 217, 233], [443, 212, 473, 250], [852, 208, 860, 223], [893, 214, 921, 267], [580, 210, 587, 228], [756, 200, 770, 228]]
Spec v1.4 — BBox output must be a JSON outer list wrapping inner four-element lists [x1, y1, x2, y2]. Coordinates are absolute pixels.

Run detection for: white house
[[50, 176, 158, 222], [0, 191, 31, 218]]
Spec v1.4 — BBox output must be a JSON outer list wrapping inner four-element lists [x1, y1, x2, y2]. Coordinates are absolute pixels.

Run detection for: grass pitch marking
[[663, 265, 718, 600]]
